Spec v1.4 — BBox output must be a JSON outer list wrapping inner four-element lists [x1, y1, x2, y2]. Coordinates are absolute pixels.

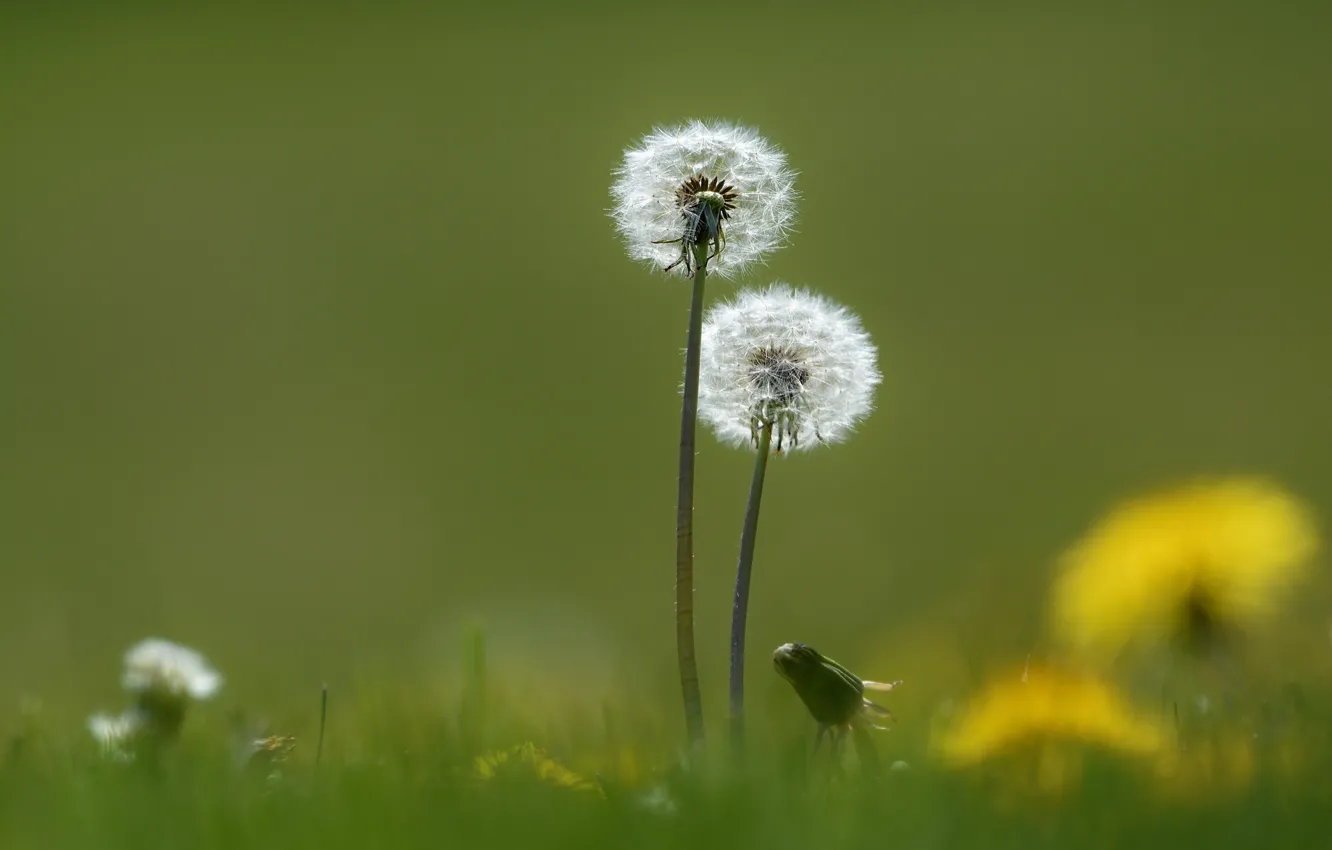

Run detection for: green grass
[[5, 635, 1331, 850], [5, 724, 1328, 849]]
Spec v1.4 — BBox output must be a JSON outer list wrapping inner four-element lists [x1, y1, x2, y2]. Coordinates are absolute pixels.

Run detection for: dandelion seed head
[[699, 284, 880, 452], [610, 120, 797, 278], [122, 638, 222, 702], [87, 711, 141, 761], [88, 711, 140, 744]]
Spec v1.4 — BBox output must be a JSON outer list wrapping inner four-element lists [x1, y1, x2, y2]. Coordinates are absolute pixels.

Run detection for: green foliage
[[4, 631, 1332, 849]]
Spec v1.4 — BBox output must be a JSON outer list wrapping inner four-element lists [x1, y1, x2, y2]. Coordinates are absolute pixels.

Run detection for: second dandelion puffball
[[87, 637, 223, 759], [699, 284, 881, 452], [122, 637, 222, 741], [122, 638, 223, 702]]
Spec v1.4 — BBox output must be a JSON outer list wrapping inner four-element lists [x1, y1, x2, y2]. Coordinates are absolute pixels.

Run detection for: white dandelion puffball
[[122, 638, 223, 701], [698, 283, 880, 452], [610, 119, 798, 279], [87, 711, 141, 760]]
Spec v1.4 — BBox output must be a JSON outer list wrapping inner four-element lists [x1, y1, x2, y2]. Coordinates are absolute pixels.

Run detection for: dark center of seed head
[[748, 346, 810, 409], [675, 176, 738, 213]]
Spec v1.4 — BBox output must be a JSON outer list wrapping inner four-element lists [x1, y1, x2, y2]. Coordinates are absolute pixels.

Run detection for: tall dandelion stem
[[728, 420, 773, 753], [612, 122, 799, 753], [676, 241, 710, 750]]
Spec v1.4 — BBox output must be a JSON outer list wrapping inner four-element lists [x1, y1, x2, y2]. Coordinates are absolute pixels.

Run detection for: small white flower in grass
[[699, 283, 881, 453], [611, 120, 798, 278], [86, 638, 221, 752], [87, 711, 141, 761], [122, 638, 222, 701]]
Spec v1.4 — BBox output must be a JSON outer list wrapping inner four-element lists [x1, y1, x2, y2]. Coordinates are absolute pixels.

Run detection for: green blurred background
[[2, 1, 1330, 731]]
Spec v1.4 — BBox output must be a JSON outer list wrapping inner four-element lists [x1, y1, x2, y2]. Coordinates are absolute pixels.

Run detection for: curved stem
[[676, 243, 709, 751], [728, 420, 774, 755]]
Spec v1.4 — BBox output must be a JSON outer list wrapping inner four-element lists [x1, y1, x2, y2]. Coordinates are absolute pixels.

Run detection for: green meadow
[[2, 2, 1331, 847]]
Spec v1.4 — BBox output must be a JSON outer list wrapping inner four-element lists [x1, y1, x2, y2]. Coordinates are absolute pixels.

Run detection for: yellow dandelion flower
[[570, 744, 649, 789], [935, 665, 1166, 793], [473, 742, 603, 796], [1154, 730, 1255, 804], [1050, 477, 1319, 661], [938, 665, 1167, 767]]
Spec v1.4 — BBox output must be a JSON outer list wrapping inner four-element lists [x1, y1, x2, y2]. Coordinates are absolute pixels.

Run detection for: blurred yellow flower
[[938, 665, 1166, 765], [1154, 730, 1255, 803], [571, 744, 648, 788], [1050, 478, 1319, 661], [474, 742, 603, 796], [935, 665, 1166, 793]]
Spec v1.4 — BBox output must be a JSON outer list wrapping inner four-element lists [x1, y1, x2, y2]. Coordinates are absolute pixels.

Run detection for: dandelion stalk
[[611, 121, 798, 751], [728, 419, 773, 753], [316, 682, 328, 769], [698, 284, 881, 752], [459, 626, 488, 751], [675, 241, 710, 750]]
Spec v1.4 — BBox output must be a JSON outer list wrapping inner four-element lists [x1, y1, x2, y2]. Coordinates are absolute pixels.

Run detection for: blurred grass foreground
[[3, 2, 1332, 848]]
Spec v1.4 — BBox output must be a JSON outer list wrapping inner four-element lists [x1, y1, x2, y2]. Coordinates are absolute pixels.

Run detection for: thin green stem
[[676, 242, 709, 751], [728, 420, 774, 754], [459, 626, 487, 752], [316, 682, 328, 769]]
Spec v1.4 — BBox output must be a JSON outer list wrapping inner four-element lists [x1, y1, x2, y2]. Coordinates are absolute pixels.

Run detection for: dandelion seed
[[610, 120, 797, 279]]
